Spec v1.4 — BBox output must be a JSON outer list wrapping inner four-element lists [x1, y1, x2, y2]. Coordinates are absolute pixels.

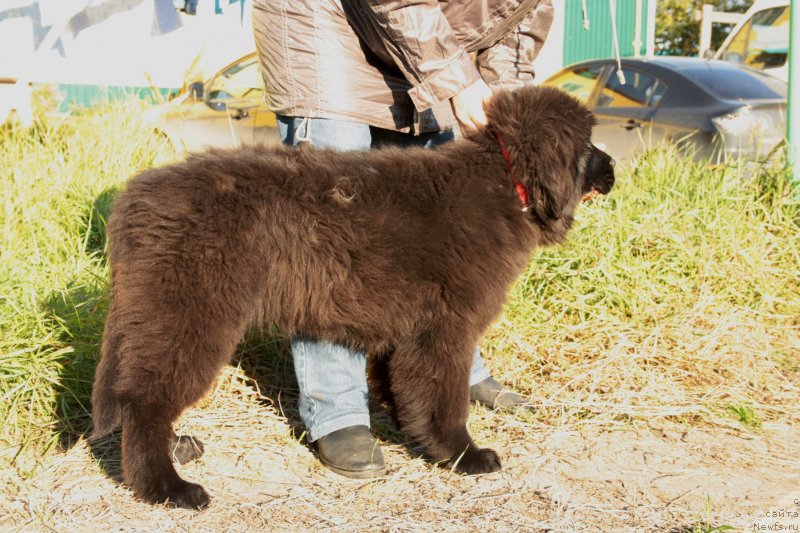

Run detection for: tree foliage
[[655, 0, 753, 56]]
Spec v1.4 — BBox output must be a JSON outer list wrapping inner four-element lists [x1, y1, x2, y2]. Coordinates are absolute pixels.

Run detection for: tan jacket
[[252, 0, 553, 133]]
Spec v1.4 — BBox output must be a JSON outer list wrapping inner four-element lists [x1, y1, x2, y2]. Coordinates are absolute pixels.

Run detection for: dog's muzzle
[[582, 147, 615, 202]]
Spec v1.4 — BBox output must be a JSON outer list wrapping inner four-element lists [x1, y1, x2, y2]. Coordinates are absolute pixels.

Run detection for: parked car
[[147, 52, 280, 151], [713, 0, 789, 82], [156, 52, 787, 162], [543, 56, 787, 161]]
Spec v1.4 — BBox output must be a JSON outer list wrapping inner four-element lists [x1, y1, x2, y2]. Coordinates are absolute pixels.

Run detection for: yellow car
[[150, 52, 280, 151]]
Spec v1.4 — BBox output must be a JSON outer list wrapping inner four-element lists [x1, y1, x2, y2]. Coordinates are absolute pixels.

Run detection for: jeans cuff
[[307, 413, 372, 443], [469, 366, 492, 387]]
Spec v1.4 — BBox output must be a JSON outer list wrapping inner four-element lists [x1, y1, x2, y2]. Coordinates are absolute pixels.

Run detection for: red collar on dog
[[494, 131, 530, 212]]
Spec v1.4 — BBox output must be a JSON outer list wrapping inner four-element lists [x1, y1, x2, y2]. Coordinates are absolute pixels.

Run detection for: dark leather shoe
[[316, 425, 386, 479], [469, 376, 532, 411]]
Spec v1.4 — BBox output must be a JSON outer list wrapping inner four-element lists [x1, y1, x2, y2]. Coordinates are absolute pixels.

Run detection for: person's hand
[[450, 79, 493, 134]]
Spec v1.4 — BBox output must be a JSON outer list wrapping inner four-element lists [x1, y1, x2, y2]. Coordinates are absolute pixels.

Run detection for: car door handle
[[623, 119, 642, 130], [230, 108, 249, 120]]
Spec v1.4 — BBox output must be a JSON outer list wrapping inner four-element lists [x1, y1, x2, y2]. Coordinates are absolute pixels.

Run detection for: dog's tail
[[90, 316, 123, 440]]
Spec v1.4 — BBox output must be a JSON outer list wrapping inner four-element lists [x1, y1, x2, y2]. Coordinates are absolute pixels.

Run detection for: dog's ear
[[529, 152, 579, 221]]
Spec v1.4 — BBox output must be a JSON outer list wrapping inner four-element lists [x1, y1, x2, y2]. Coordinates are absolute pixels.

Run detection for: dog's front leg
[[387, 330, 501, 475]]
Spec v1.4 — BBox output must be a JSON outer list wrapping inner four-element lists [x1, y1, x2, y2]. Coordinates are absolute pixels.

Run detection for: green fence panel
[[54, 84, 179, 113], [563, 0, 650, 66]]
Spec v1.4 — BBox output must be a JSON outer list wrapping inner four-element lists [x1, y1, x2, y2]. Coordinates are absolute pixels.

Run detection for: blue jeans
[[277, 116, 491, 441]]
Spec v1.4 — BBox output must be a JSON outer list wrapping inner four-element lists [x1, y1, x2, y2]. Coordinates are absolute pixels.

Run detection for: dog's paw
[[138, 477, 210, 510], [158, 480, 211, 509], [171, 435, 205, 465], [449, 447, 501, 475], [166, 480, 210, 510]]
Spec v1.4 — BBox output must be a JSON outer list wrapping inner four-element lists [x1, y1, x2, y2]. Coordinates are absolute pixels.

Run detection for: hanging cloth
[[215, 0, 245, 24]]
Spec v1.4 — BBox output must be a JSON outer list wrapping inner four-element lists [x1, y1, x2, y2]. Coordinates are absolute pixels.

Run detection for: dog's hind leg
[[388, 330, 501, 475], [117, 306, 250, 509], [121, 402, 210, 509], [91, 307, 126, 440]]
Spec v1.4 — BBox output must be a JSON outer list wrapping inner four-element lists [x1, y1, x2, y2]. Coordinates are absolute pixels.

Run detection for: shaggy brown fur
[[91, 86, 615, 509]]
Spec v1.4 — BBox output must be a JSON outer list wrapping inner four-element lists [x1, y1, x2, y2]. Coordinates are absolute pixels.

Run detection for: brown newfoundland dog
[[91, 86, 614, 509]]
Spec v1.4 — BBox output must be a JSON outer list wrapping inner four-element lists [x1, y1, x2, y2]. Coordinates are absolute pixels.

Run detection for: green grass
[[0, 102, 176, 464], [676, 496, 737, 533], [487, 145, 800, 426], [1, 106, 799, 471], [726, 402, 761, 428]]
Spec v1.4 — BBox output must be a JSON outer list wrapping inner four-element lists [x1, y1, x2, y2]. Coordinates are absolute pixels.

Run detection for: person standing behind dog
[[252, 0, 554, 478]]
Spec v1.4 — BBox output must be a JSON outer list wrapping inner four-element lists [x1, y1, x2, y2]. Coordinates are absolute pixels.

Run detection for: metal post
[[698, 4, 745, 58], [645, 0, 656, 57], [788, 0, 800, 181], [633, 0, 643, 57], [699, 4, 714, 57]]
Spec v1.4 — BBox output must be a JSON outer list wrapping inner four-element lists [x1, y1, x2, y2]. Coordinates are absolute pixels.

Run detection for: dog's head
[[479, 86, 615, 225]]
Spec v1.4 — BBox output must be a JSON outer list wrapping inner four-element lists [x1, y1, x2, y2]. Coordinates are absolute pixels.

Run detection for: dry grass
[[484, 147, 800, 435], [2, 363, 798, 531], [1, 105, 798, 531]]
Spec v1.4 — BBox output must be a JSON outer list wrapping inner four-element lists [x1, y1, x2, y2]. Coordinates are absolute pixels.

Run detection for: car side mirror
[[187, 81, 203, 100]]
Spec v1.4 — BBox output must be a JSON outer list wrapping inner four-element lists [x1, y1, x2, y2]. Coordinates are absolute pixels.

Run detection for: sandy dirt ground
[[2, 365, 798, 533]]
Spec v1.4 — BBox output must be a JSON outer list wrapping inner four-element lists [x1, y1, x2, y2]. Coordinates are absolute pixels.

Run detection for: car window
[[744, 7, 789, 69], [680, 65, 784, 100], [206, 56, 264, 102], [596, 69, 666, 108], [721, 19, 752, 64], [545, 66, 604, 104], [720, 7, 789, 69]]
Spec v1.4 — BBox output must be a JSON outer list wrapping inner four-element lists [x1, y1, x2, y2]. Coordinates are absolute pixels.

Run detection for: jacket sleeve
[[349, 0, 482, 111], [476, 0, 554, 89]]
